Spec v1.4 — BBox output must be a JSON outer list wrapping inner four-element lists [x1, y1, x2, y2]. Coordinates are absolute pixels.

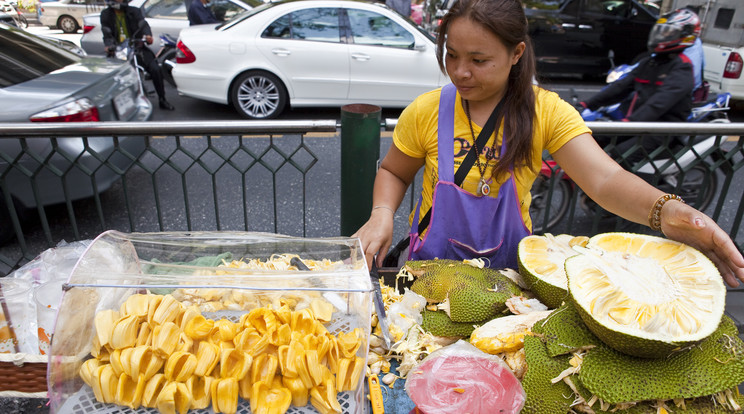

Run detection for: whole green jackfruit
[[419, 309, 482, 338], [438, 272, 522, 322]]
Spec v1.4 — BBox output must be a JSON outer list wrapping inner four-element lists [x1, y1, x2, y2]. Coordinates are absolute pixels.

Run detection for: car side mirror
[[413, 42, 427, 52]]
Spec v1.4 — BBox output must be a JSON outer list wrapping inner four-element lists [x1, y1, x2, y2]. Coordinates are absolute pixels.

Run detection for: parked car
[[0, 23, 152, 243], [172, 0, 449, 119], [689, 0, 744, 101], [422, 0, 660, 78], [80, 0, 260, 55], [38, 0, 106, 33]]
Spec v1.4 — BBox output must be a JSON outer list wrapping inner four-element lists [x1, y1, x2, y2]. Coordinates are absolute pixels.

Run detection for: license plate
[[114, 89, 136, 119]]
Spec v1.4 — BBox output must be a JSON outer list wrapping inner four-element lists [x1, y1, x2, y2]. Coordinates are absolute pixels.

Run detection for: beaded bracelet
[[648, 194, 684, 231]]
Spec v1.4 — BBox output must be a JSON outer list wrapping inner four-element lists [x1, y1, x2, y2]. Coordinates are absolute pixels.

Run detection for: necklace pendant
[[477, 179, 490, 197]]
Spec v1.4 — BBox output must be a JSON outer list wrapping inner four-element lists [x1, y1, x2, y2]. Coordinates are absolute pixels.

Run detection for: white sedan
[[172, 0, 448, 119]]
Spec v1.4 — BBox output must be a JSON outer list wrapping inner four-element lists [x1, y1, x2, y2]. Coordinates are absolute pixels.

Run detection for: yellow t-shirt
[[393, 85, 591, 231]]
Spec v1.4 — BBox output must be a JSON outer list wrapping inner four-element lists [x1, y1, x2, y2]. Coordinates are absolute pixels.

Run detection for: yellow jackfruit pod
[[314, 321, 329, 336], [153, 321, 181, 358], [88, 365, 107, 403], [177, 305, 202, 332], [296, 349, 323, 389], [141, 373, 167, 408], [89, 333, 105, 361], [277, 340, 304, 377], [98, 364, 119, 404], [79, 358, 100, 387], [220, 348, 252, 380], [247, 307, 279, 335], [156, 381, 191, 414], [184, 314, 214, 340], [336, 356, 364, 392], [150, 294, 182, 326], [128, 345, 164, 381], [275, 304, 292, 325], [186, 375, 213, 410], [215, 319, 240, 342], [120, 294, 151, 319], [218, 340, 236, 353], [324, 337, 341, 374], [116, 373, 145, 409], [282, 375, 308, 407], [94, 309, 119, 349], [109, 348, 125, 377], [249, 380, 292, 414], [194, 341, 220, 377], [211, 377, 239, 414], [290, 308, 316, 335], [310, 298, 334, 323], [176, 332, 194, 354], [238, 373, 253, 400], [269, 323, 292, 346], [309, 378, 342, 414], [335, 329, 362, 359], [314, 334, 332, 362], [135, 321, 152, 347], [234, 328, 270, 356], [251, 353, 278, 385], [109, 314, 140, 350], [164, 351, 197, 382]]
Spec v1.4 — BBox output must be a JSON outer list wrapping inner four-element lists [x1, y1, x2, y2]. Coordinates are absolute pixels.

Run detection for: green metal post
[[340, 103, 382, 236]]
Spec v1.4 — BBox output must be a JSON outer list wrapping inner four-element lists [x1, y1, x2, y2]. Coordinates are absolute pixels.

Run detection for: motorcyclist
[[575, 8, 699, 166], [101, 0, 175, 110]]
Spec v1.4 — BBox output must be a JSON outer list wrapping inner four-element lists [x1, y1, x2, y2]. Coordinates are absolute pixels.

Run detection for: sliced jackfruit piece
[[186, 375, 213, 410], [517, 233, 585, 309], [115, 373, 145, 410], [282, 375, 309, 407], [194, 341, 220, 377], [249, 380, 292, 414], [567, 233, 726, 358], [211, 377, 239, 414], [157, 381, 191, 414], [141, 373, 167, 408], [470, 310, 553, 354], [164, 351, 197, 382], [110, 314, 140, 350], [420, 309, 481, 337]]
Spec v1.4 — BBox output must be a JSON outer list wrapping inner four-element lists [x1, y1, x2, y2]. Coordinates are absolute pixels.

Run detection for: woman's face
[[444, 17, 525, 106]]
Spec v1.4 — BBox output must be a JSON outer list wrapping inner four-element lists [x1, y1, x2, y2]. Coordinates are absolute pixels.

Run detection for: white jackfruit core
[[569, 245, 725, 341]]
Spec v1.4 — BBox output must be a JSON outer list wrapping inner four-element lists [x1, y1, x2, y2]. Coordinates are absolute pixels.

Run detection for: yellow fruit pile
[[80, 293, 366, 414]]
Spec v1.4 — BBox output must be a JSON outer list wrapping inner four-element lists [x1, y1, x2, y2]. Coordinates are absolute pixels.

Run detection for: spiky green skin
[[517, 255, 567, 310], [521, 335, 573, 414], [532, 303, 744, 406], [446, 272, 521, 322], [420, 309, 482, 337]]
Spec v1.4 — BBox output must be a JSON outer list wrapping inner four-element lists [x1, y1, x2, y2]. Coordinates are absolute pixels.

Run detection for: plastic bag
[[405, 340, 526, 414]]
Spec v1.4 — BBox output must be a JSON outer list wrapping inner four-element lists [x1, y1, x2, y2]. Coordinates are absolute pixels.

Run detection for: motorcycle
[[155, 33, 177, 87], [109, 36, 150, 98], [2, 1, 28, 28], [530, 65, 732, 234]]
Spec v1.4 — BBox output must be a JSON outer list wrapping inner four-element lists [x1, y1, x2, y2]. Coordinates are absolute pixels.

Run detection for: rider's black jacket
[[583, 52, 695, 123], [100, 5, 152, 50]]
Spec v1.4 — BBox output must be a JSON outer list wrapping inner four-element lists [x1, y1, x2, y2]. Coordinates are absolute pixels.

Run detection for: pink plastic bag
[[405, 340, 525, 414]]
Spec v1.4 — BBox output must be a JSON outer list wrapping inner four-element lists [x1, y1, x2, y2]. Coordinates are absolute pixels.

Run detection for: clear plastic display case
[[47, 231, 372, 414]]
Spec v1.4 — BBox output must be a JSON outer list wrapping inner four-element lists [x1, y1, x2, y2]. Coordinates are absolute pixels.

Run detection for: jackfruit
[[437, 270, 522, 322], [420, 309, 481, 337], [470, 310, 553, 354], [517, 234, 585, 309], [567, 233, 726, 358], [511, 335, 574, 414], [410, 260, 520, 306]]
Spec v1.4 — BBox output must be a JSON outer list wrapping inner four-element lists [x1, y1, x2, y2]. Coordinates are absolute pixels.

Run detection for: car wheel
[[58, 15, 78, 33], [230, 71, 287, 120]]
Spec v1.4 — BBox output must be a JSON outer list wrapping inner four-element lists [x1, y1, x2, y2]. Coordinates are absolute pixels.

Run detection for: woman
[[353, 0, 744, 287]]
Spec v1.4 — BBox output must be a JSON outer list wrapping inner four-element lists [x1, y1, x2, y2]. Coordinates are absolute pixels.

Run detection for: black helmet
[[647, 8, 701, 54], [105, 0, 129, 9]]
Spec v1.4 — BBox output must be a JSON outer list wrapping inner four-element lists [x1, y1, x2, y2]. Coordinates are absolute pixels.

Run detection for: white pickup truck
[[673, 0, 744, 101]]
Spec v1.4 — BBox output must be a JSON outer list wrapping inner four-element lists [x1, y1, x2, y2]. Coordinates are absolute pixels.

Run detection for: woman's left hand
[[661, 200, 744, 287]]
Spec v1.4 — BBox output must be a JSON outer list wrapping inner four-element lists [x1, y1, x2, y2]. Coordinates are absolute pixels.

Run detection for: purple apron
[[408, 83, 530, 269]]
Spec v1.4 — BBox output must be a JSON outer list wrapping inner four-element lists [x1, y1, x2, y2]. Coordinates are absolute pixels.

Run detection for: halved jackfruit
[[517, 234, 587, 309], [566, 233, 726, 358]]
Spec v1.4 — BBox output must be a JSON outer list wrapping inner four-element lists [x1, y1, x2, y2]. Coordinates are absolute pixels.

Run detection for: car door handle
[[351, 53, 370, 61], [272, 48, 291, 57], [561, 23, 575, 29], [578, 24, 593, 30]]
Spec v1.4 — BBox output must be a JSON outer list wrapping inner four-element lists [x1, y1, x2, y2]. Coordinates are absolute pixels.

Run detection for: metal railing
[[0, 120, 742, 275]]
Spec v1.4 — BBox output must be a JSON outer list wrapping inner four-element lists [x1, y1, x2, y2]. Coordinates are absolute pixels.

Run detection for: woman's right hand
[[352, 207, 396, 270]]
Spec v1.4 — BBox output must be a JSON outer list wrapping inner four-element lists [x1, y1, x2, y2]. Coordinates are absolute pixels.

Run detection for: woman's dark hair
[[436, 0, 537, 179]]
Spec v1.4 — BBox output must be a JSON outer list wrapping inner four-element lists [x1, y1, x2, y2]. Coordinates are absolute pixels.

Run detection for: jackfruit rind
[[530, 302, 600, 357], [521, 335, 573, 414], [566, 234, 726, 358], [578, 315, 744, 404], [517, 234, 580, 309], [419, 309, 482, 338], [445, 270, 522, 322], [404, 259, 464, 278]]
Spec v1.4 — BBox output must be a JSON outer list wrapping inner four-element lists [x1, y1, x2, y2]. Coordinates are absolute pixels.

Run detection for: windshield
[[217, 1, 275, 29], [0, 24, 80, 87]]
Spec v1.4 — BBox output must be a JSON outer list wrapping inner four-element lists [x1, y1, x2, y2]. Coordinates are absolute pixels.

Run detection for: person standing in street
[[100, 0, 175, 110], [352, 0, 744, 289], [188, 0, 219, 26]]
